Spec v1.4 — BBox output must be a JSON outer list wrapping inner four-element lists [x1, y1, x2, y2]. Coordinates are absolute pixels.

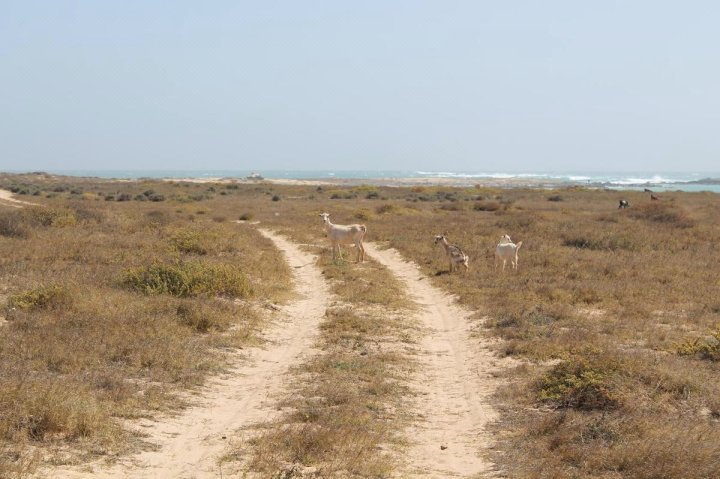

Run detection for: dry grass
[[239, 243, 415, 477], [214, 182, 720, 478], [0, 175, 291, 476], [2, 174, 720, 477]]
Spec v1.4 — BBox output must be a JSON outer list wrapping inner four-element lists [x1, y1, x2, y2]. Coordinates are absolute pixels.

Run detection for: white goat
[[319, 212, 367, 262], [434, 233, 469, 273], [495, 234, 523, 271]]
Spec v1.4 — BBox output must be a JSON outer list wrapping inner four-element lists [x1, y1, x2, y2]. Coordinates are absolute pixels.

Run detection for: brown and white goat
[[434, 233, 469, 273]]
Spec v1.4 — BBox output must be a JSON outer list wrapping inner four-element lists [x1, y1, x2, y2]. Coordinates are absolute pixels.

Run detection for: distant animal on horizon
[[618, 199, 629, 209], [651, 194, 661, 201], [434, 233, 469, 273], [644, 188, 653, 193], [319, 212, 366, 262], [495, 234, 523, 271]]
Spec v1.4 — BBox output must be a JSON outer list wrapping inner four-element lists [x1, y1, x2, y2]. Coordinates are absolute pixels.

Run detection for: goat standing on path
[[495, 234, 523, 271], [319, 213, 366, 262], [434, 234, 469, 273]]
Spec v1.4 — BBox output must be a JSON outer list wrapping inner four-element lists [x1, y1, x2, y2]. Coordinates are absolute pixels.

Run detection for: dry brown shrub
[[439, 202, 465, 211], [375, 203, 396, 214], [538, 359, 619, 411], [0, 176, 290, 473], [0, 210, 30, 238], [629, 202, 696, 228], [474, 200, 501, 211]]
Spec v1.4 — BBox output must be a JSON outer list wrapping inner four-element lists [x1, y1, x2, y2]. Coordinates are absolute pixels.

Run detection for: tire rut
[[40, 229, 330, 479], [364, 243, 504, 478]]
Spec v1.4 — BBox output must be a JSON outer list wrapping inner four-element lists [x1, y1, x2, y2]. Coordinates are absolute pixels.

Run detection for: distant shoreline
[[160, 176, 580, 189], [2, 170, 719, 192]]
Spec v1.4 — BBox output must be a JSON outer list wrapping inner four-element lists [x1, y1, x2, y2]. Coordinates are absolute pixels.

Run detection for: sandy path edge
[[38, 229, 329, 479], [0, 189, 41, 208], [364, 243, 505, 478]]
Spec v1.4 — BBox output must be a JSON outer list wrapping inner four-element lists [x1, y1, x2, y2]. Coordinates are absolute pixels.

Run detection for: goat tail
[[516, 241, 523, 250]]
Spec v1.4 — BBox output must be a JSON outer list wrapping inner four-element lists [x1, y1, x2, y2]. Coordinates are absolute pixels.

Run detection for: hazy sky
[[1, 1, 719, 172]]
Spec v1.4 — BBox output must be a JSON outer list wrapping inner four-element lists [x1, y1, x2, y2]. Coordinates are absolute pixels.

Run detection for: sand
[[365, 243, 507, 478], [31, 220, 507, 477], [38, 229, 330, 479], [0, 189, 41, 208]]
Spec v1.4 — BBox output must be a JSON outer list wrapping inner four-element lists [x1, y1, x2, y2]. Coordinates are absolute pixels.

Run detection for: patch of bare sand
[[364, 243, 507, 478], [38, 229, 329, 479], [0, 189, 41, 208]]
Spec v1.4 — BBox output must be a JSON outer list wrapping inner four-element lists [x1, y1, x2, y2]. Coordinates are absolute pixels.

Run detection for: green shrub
[[22, 207, 77, 227], [239, 212, 254, 221], [122, 261, 252, 298], [7, 285, 71, 311], [676, 329, 720, 361], [538, 359, 618, 410], [169, 230, 209, 255]]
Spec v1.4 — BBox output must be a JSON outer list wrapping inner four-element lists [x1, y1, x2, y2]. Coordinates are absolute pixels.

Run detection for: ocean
[[10, 170, 720, 193]]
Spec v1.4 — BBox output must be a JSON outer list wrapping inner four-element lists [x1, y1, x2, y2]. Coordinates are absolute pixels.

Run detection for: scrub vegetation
[[240, 252, 414, 477], [0, 173, 291, 476], [2, 171, 719, 477]]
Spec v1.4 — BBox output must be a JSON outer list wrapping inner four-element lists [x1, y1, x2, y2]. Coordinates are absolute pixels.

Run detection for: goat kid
[[495, 234, 523, 271], [319, 213, 367, 262], [434, 234, 469, 273]]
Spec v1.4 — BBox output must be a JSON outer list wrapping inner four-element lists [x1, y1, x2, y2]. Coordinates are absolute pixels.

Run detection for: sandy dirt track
[[41, 229, 329, 479], [0, 189, 41, 208], [364, 243, 503, 478]]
